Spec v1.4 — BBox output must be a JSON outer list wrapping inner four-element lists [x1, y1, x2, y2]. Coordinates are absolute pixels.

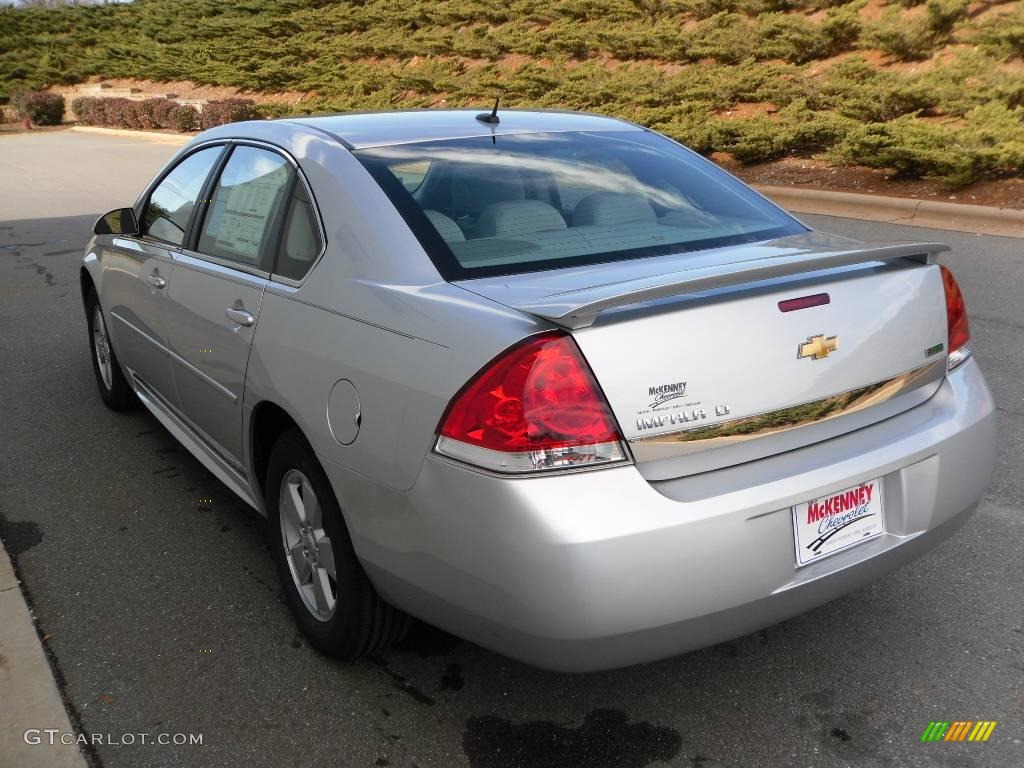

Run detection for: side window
[[142, 146, 222, 246], [274, 183, 323, 281], [197, 146, 292, 269]]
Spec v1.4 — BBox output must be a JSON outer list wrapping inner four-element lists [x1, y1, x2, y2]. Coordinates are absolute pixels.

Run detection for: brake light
[[435, 331, 628, 473], [940, 265, 971, 371], [778, 293, 830, 312]]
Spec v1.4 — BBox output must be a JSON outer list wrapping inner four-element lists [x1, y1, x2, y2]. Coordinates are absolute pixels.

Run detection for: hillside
[[2, 0, 1024, 186]]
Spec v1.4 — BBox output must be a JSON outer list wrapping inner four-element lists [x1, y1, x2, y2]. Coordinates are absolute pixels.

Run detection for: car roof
[[283, 109, 643, 149]]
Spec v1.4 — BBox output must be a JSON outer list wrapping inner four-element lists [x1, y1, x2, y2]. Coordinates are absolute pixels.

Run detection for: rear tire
[[85, 287, 134, 411], [266, 428, 410, 658]]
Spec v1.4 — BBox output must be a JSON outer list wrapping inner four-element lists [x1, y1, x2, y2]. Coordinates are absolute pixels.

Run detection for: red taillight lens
[[436, 332, 627, 472], [940, 265, 970, 369]]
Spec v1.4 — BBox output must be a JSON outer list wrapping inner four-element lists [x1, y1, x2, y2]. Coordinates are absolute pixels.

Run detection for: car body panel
[[572, 260, 950, 474], [100, 237, 178, 401], [165, 251, 267, 463], [342, 359, 994, 671]]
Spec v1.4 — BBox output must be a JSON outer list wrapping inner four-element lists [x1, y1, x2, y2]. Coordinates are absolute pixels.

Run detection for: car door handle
[[225, 307, 255, 327], [146, 272, 167, 289]]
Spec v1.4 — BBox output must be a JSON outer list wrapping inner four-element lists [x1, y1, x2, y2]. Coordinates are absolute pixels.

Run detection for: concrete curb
[[0, 543, 87, 768], [70, 125, 190, 145], [755, 184, 1024, 239]]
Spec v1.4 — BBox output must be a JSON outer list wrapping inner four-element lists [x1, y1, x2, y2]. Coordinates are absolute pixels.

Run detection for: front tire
[[86, 287, 134, 411], [266, 428, 410, 658]]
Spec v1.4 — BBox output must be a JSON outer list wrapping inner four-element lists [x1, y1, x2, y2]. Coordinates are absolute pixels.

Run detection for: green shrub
[[831, 104, 1024, 185], [864, 0, 966, 61], [14, 90, 64, 125], [815, 57, 934, 120], [831, 117, 977, 184], [973, 5, 1024, 58], [711, 102, 854, 162], [254, 101, 295, 119], [864, 21, 934, 61], [924, 0, 967, 37]]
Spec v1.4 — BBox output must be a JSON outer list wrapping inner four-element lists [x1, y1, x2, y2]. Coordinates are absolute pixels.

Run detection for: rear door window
[[196, 146, 292, 270]]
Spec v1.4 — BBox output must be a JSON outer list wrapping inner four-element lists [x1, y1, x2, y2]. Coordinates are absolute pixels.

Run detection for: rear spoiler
[[510, 242, 949, 329]]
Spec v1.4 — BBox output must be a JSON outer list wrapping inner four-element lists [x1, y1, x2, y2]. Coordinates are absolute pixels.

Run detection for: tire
[[85, 287, 134, 411], [266, 428, 410, 658]]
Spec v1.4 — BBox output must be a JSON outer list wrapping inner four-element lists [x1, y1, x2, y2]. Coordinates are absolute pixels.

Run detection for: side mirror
[[94, 208, 140, 236]]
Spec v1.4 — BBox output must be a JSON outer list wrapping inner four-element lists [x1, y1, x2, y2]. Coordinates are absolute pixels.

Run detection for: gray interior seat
[[424, 210, 466, 242], [476, 200, 567, 239], [572, 192, 657, 227], [449, 167, 526, 217]]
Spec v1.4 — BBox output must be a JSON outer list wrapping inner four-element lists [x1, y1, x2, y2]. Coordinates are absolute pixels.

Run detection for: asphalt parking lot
[[0, 130, 1021, 768]]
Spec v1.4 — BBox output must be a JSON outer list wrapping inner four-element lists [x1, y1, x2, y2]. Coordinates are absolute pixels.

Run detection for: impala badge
[[798, 334, 838, 360]]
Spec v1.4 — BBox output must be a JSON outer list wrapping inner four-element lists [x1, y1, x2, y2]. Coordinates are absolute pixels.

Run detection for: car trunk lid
[[456, 234, 951, 479]]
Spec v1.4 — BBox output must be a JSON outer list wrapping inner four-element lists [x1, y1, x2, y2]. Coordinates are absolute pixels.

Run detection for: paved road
[[1, 131, 1021, 768]]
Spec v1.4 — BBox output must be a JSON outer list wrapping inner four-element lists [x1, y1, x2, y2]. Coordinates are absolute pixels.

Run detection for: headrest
[[572, 192, 657, 227], [423, 210, 465, 242], [449, 167, 525, 215], [477, 200, 567, 239]]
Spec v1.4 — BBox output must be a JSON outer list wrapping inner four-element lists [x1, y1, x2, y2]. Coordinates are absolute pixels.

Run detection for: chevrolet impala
[[81, 109, 996, 671]]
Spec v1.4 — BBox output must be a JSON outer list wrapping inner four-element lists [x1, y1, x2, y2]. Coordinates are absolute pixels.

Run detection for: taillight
[[435, 331, 628, 473], [940, 265, 971, 371]]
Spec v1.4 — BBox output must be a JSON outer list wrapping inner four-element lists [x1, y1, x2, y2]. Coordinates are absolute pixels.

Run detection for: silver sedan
[[81, 109, 995, 671]]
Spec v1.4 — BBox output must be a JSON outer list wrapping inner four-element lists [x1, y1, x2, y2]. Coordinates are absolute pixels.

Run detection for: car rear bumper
[[345, 358, 996, 672]]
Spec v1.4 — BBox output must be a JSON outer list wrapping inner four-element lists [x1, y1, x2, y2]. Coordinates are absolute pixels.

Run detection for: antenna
[[475, 97, 500, 125]]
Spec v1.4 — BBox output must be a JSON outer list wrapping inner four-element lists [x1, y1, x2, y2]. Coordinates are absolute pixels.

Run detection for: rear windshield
[[354, 130, 805, 280]]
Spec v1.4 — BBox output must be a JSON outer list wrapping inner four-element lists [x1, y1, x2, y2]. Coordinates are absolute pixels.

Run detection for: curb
[[69, 125, 190, 145], [0, 543, 88, 768], [755, 185, 1024, 239]]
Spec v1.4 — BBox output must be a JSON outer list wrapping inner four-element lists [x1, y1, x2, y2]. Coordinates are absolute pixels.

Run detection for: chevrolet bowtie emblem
[[798, 334, 838, 360]]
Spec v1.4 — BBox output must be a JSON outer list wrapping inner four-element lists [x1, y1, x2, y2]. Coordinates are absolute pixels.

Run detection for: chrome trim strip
[[434, 435, 629, 475], [947, 346, 971, 371], [174, 249, 271, 284], [631, 358, 947, 462], [110, 311, 168, 353], [134, 137, 328, 287], [114, 313, 238, 403], [129, 372, 256, 507], [165, 343, 239, 404], [206, 138, 328, 287]]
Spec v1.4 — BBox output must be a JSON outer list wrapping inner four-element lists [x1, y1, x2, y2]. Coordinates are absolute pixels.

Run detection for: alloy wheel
[[279, 469, 337, 621], [92, 304, 113, 390]]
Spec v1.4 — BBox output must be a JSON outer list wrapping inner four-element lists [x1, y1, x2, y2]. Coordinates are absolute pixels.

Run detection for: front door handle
[[146, 271, 167, 289], [225, 307, 255, 327]]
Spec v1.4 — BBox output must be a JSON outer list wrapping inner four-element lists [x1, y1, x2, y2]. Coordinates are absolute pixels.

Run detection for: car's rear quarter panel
[[241, 129, 542, 501]]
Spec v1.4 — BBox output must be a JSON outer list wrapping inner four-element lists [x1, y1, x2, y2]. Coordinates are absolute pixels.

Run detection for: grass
[[2, 0, 1024, 185]]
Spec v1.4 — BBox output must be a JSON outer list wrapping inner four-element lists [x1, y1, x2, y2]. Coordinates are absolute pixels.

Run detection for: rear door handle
[[146, 272, 167, 289], [225, 307, 255, 327]]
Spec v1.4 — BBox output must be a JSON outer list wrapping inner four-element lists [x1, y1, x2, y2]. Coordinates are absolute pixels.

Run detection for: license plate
[[792, 478, 885, 567]]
